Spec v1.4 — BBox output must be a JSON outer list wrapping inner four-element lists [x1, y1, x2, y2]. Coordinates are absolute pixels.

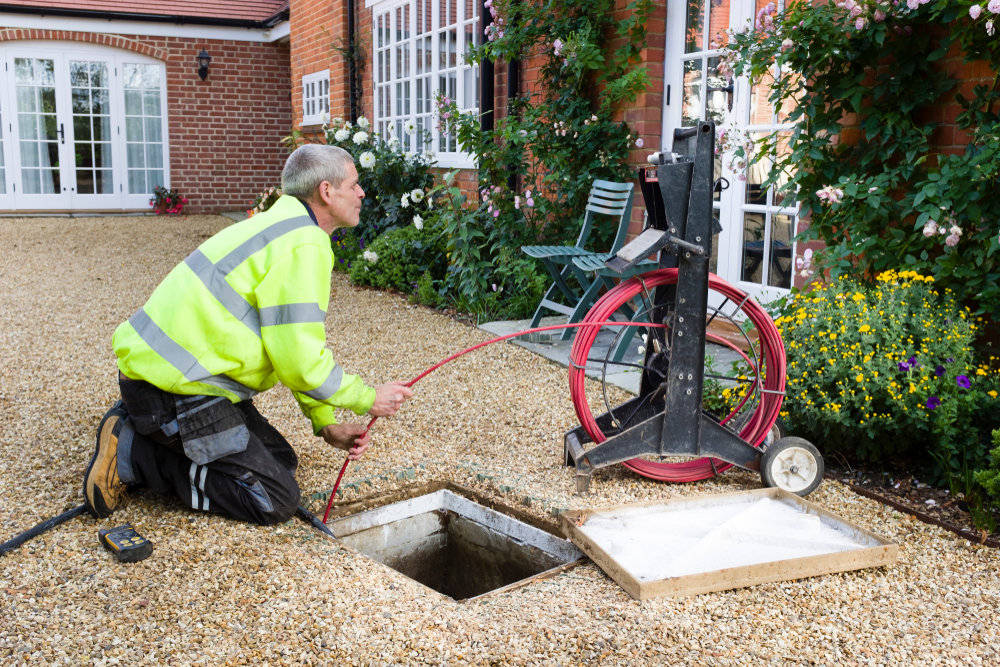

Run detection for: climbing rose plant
[[723, 0, 1000, 318]]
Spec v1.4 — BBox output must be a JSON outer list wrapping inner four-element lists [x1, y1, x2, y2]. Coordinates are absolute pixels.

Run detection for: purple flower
[[946, 357, 954, 363], [926, 396, 941, 410], [908, 356, 916, 365], [956, 375, 971, 389], [898, 361, 910, 372], [935, 365, 945, 377]]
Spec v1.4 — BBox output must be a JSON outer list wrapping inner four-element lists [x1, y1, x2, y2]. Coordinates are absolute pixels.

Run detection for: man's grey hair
[[281, 144, 355, 198]]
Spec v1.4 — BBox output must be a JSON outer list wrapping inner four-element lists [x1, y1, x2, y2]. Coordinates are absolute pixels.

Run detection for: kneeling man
[[84, 145, 413, 524]]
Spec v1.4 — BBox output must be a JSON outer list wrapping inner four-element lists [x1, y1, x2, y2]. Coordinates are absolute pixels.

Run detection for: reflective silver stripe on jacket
[[184, 250, 262, 338], [129, 308, 259, 401], [259, 302, 327, 327], [180, 215, 316, 339], [303, 365, 344, 401]]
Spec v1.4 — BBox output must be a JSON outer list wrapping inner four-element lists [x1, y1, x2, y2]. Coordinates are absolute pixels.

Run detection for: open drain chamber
[[326, 487, 584, 601]]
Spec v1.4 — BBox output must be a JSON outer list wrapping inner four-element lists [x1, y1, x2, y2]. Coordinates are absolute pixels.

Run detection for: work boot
[[83, 402, 130, 518]]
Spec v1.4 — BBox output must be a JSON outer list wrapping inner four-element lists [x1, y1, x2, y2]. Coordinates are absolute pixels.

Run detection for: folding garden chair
[[521, 180, 635, 339]]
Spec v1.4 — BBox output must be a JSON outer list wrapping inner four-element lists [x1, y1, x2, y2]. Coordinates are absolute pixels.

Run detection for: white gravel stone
[[0, 215, 997, 666]]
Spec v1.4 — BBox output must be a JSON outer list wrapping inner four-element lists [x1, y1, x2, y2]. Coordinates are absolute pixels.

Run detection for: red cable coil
[[567, 269, 786, 483]]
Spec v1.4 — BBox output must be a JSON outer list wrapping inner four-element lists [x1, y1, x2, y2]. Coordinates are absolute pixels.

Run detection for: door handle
[[58, 123, 65, 144], [706, 83, 734, 112]]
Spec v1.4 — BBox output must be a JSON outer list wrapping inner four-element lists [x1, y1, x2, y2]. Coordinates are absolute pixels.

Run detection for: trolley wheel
[[764, 415, 787, 447], [760, 437, 823, 497]]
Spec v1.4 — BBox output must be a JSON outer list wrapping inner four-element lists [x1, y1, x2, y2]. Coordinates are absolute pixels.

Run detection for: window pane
[[76, 143, 93, 168], [146, 144, 163, 169], [91, 62, 108, 88], [94, 143, 112, 169], [123, 64, 141, 89], [463, 68, 475, 108], [20, 141, 39, 167], [769, 215, 793, 288], [16, 87, 36, 113], [141, 65, 160, 89], [128, 169, 145, 194], [143, 91, 161, 117], [18, 115, 37, 140], [41, 115, 58, 142], [741, 212, 766, 284], [41, 168, 59, 193], [73, 115, 91, 141], [148, 170, 164, 190], [76, 169, 95, 194], [96, 169, 113, 194], [21, 168, 40, 193], [40, 87, 56, 114], [449, 29, 457, 67], [93, 116, 111, 142], [126, 117, 144, 142], [14, 59, 33, 85], [70, 61, 89, 87], [685, 0, 705, 54], [681, 59, 702, 127], [127, 143, 145, 169], [73, 88, 90, 114], [124, 90, 141, 116], [705, 56, 727, 126], [91, 89, 109, 115]]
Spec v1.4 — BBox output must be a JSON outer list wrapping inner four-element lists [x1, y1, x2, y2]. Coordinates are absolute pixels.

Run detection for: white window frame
[[369, 0, 480, 168], [0, 40, 168, 212], [301, 70, 330, 126], [662, 0, 798, 306]]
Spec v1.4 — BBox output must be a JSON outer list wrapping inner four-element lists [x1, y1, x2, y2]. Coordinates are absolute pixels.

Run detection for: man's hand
[[320, 423, 371, 461], [369, 380, 414, 417]]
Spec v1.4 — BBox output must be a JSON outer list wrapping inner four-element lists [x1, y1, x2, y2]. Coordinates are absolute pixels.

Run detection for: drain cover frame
[[326, 484, 585, 601], [559, 487, 898, 600]]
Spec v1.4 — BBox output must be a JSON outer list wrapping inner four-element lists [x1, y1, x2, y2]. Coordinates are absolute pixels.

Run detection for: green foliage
[[283, 115, 436, 244], [413, 270, 442, 308], [149, 185, 188, 214], [246, 186, 282, 218], [727, 0, 1000, 318], [426, 0, 652, 313], [348, 220, 448, 293], [330, 228, 362, 273], [775, 270, 1000, 474], [976, 430, 1000, 501]]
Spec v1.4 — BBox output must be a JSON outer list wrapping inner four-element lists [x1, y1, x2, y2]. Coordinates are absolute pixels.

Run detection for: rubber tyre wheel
[[764, 415, 787, 447], [761, 436, 823, 497]]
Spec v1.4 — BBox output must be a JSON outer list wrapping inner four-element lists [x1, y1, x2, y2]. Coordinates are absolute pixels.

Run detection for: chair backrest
[[574, 180, 635, 253]]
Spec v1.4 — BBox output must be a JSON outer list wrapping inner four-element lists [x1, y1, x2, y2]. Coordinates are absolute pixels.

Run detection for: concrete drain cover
[[327, 490, 583, 600]]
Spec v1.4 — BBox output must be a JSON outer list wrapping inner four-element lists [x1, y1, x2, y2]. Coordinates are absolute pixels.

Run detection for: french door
[[663, 0, 797, 306], [0, 44, 168, 211]]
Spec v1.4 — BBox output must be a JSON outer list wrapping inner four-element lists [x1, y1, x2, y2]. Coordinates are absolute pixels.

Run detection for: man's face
[[323, 162, 365, 228]]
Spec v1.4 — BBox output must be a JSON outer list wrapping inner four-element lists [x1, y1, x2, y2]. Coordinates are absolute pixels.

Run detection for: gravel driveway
[[1, 215, 997, 666]]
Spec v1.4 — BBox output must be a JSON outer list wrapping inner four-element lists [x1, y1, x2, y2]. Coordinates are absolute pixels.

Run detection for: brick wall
[[0, 30, 291, 214], [290, 0, 351, 127]]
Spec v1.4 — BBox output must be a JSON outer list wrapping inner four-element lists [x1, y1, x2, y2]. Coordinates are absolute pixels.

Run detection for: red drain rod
[[319, 320, 667, 524]]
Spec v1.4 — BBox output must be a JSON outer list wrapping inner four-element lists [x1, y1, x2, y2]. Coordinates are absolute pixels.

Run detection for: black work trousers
[[117, 376, 301, 525]]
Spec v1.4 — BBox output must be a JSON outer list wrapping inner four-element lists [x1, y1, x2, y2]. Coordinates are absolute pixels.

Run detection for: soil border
[[829, 475, 1000, 548]]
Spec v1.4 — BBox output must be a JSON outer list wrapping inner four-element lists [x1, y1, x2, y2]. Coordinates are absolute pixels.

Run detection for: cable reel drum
[[563, 121, 824, 497]]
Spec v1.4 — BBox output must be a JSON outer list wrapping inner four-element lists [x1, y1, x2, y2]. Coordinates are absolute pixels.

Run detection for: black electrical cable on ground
[[0, 504, 88, 556]]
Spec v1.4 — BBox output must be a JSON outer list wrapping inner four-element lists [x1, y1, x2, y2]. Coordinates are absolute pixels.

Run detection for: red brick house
[[2, 0, 991, 302], [0, 0, 291, 214]]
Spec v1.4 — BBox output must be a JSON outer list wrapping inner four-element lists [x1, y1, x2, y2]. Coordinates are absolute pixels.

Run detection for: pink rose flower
[[514, 196, 521, 210], [874, 9, 886, 21], [635, 138, 644, 148], [526, 198, 535, 207], [945, 234, 959, 247], [970, 4, 983, 18], [855, 17, 866, 29], [493, 210, 500, 218], [989, 0, 1000, 12]]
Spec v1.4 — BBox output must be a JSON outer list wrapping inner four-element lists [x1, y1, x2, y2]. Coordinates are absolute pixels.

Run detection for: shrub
[[149, 185, 188, 215], [348, 221, 448, 293], [284, 115, 436, 244], [247, 186, 282, 218], [331, 228, 362, 272], [776, 270, 1000, 471]]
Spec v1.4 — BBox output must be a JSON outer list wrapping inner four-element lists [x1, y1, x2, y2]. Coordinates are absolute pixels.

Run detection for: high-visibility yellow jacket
[[113, 195, 376, 435]]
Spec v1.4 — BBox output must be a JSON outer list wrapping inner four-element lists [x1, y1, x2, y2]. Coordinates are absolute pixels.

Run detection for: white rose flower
[[320, 110, 329, 125], [357, 116, 370, 129], [410, 189, 424, 202], [353, 131, 369, 144], [363, 250, 378, 263], [388, 137, 401, 150], [334, 129, 351, 142], [359, 151, 376, 169], [401, 193, 410, 208], [413, 214, 424, 230], [404, 150, 417, 161], [404, 120, 417, 136]]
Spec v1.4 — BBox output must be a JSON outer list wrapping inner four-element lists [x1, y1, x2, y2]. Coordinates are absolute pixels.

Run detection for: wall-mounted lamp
[[197, 49, 212, 81]]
